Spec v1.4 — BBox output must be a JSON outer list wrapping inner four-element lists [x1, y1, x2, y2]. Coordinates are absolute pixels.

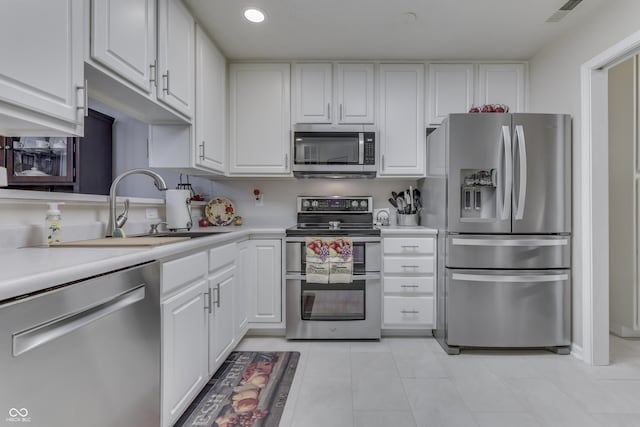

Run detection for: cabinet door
[[162, 280, 208, 427], [248, 239, 282, 323], [229, 64, 291, 175], [195, 26, 226, 174], [91, 0, 156, 94], [0, 0, 84, 131], [235, 241, 250, 336], [477, 64, 526, 113], [294, 63, 333, 123], [378, 64, 425, 177], [209, 268, 236, 374], [336, 63, 375, 124], [157, 0, 194, 118], [428, 63, 474, 125]]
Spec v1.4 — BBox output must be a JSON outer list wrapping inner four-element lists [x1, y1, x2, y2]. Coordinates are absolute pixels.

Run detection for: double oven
[[285, 196, 381, 339]]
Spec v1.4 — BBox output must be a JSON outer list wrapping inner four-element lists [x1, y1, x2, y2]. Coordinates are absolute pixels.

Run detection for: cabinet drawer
[[209, 242, 238, 272], [384, 237, 434, 255], [384, 296, 434, 326], [384, 276, 434, 294], [384, 257, 434, 274], [162, 251, 208, 295]]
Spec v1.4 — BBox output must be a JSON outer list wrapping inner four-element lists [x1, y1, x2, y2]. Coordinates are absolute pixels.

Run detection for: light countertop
[[0, 227, 285, 302]]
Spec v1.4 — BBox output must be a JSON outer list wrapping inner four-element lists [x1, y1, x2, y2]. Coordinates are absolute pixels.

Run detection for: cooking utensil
[[388, 198, 398, 208]]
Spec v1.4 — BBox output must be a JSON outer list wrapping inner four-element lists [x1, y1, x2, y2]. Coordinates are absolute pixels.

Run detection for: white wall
[[529, 0, 640, 348]]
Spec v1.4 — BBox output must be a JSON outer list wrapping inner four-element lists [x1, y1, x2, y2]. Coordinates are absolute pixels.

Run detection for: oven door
[[285, 236, 381, 339], [285, 275, 381, 339]]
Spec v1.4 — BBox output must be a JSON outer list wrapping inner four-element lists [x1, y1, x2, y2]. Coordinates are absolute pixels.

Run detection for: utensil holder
[[397, 213, 420, 226]]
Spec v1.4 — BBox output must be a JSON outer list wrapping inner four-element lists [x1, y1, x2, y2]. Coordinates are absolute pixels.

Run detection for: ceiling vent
[[546, 0, 583, 22]]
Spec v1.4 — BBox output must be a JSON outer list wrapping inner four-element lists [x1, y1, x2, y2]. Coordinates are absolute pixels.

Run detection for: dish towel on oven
[[329, 237, 353, 283], [306, 237, 329, 283]]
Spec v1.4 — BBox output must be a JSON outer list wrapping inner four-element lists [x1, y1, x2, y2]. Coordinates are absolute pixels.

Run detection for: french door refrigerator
[[421, 113, 571, 354]]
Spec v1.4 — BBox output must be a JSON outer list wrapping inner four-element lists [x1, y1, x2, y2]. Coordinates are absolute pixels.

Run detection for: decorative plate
[[205, 197, 236, 226]]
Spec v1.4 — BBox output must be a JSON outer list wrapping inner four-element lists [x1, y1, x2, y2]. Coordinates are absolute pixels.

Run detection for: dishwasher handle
[[12, 285, 146, 357]]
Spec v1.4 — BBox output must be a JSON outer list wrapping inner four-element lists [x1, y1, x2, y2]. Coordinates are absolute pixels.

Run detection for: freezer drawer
[[446, 269, 571, 348], [446, 234, 570, 269]]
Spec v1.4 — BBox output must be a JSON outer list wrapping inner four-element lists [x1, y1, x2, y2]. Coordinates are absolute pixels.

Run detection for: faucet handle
[[149, 221, 168, 234]]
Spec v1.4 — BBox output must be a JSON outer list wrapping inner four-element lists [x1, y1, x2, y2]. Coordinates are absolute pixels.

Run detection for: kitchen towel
[[305, 237, 329, 283], [329, 237, 353, 284]]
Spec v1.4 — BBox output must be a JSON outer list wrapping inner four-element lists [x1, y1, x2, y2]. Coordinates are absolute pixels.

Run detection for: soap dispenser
[[45, 202, 64, 245]]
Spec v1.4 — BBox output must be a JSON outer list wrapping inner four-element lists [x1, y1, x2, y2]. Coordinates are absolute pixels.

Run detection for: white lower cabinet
[[207, 242, 240, 374], [248, 239, 283, 324], [208, 266, 236, 372], [161, 253, 208, 427], [382, 233, 437, 330]]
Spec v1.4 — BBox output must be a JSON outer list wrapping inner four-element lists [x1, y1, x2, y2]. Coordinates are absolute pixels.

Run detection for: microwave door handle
[[358, 133, 364, 165]]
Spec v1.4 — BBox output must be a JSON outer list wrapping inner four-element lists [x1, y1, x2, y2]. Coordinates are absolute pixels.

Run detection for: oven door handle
[[285, 236, 381, 243], [286, 272, 381, 280]]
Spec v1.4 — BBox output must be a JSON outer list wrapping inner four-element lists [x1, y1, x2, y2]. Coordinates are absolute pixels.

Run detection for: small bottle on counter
[[45, 202, 64, 245]]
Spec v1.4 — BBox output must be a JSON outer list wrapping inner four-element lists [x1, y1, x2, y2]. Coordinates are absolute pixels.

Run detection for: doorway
[[582, 30, 640, 365]]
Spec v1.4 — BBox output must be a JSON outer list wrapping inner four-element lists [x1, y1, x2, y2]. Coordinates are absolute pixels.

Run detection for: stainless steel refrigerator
[[421, 113, 571, 355]]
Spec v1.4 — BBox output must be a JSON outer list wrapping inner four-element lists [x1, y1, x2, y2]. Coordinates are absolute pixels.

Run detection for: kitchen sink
[[134, 231, 232, 238]]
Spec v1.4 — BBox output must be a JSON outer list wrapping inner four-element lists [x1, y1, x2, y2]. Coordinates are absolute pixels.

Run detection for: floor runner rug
[[175, 351, 301, 427]]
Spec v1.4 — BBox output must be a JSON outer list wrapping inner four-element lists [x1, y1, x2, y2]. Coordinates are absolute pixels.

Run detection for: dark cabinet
[[1, 109, 114, 194]]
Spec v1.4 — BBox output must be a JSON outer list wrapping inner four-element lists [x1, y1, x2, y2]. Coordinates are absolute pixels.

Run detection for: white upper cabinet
[[294, 63, 333, 123], [91, 0, 156, 94], [229, 63, 291, 176], [378, 64, 425, 177], [157, 0, 194, 118], [477, 63, 526, 113], [293, 62, 374, 124], [336, 63, 375, 124], [194, 25, 226, 174], [0, 0, 84, 135], [428, 63, 473, 125]]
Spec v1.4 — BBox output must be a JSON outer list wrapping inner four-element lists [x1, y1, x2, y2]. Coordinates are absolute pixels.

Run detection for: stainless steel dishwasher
[[0, 261, 160, 427]]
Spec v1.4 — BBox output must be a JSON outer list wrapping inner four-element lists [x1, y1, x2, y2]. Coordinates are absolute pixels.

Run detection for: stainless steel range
[[285, 196, 381, 339]]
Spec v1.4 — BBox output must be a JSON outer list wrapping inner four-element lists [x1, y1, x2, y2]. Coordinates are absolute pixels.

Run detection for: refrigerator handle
[[514, 125, 527, 220], [452, 273, 569, 283], [500, 125, 512, 220]]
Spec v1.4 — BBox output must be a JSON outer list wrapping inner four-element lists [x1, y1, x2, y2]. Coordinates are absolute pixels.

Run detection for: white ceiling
[[184, 0, 606, 61]]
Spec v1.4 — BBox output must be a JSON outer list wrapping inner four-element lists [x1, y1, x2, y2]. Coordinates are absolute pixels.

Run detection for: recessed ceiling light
[[244, 8, 265, 23]]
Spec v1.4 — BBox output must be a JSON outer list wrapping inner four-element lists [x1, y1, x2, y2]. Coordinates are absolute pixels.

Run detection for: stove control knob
[[302, 200, 311, 209], [351, 200, 359, 209], [360, 200, 368, 209], [311, 200, 319, 209]]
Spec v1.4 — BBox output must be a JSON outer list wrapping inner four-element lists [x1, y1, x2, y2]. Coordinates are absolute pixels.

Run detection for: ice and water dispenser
[[460, 169, 497, 220]]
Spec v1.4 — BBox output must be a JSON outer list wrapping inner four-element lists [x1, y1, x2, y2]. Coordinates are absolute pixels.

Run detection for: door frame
[[581, 29, 640, 365]]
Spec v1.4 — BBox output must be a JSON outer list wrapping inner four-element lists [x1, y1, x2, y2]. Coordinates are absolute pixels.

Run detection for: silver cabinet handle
[[452, 273, 569, 283], [76, 80, 88, 118], [150, 60, 157, 87], [401, 265, 420, 268], [381, 154, 385, 170], [285, 153, 289, 168], [400, 284, 420, 288], [199, 141, 205, 161], [204, 288, 212, 314], [451, 238, 569, 247], [401, 245, 420, 248], [327, 103, 331, 121], [162, 70, 170, 94], [340, 104, 343, 121], [13, 285, 145, 357], [215, 285, 221, 308], [401, 310, 419, 314], [500, 125, 512, 220], [514, 125, 527, 220]]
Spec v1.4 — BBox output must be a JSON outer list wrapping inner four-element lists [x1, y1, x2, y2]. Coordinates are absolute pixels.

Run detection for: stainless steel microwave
[[292, 128, 376, 178]]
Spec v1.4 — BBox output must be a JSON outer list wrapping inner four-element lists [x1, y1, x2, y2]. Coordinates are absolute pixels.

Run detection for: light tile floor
[[236, 335, 640, 427]]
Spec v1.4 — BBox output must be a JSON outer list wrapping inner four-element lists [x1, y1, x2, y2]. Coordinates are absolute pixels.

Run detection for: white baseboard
[[610, 322, 640, 337], [570, 342, 583, 361]]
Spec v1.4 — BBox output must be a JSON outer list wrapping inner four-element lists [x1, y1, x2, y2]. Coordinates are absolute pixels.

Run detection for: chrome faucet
[[107, 169, 168, 237]]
